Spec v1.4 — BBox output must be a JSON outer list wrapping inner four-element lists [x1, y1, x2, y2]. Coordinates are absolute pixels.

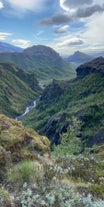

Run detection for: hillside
[[21, 57, 104, 148], [76, 56, 104, 78], [66, 51, 93, 65], [0, 45, 76, 82], [0, 60, 104, 207], [0, 62, 41, 117], [0, 116, 104, 206], [0, 41, 23, 53]]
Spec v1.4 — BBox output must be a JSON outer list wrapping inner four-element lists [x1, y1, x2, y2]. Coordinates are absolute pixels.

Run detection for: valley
[[0, 45, 76, 82], [0, 43, 104, 206], [0, 62, 42, 117], [21, 57, 104, 149]]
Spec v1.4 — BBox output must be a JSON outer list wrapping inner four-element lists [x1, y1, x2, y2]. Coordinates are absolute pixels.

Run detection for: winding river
[[16, 99, 38, 120], [16, 81, 44, 120]]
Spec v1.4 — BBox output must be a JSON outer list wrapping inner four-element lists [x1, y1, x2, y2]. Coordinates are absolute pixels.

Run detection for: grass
[[0, 63, 41, 117], [8, 160, 44, 185], [21, 73, 104, 149]]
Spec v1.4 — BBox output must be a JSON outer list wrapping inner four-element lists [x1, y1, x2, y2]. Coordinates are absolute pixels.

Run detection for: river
[[16, 81, 44, 120], [15, 96, 41, 120]]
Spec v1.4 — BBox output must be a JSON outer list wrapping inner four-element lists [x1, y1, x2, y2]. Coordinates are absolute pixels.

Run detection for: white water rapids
[[15, 99, 37, 120], [16, 82, 44, 120]]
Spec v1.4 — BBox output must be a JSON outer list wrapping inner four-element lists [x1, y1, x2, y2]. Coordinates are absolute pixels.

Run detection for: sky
[[0, 0, 104, 55]]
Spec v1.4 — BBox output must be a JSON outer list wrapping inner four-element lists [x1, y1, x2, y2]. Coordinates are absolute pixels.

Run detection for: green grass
[[0, 50, 76, 81], [8, 160, 44, 185], [0, 63, 41, 117], [21, 73, 104, 148]]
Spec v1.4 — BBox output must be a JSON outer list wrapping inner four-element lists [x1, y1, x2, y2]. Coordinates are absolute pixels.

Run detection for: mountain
[[90, 51, 104, 57], [66, 51, 93, 65], [0, 58, 104, 206], [0, 45, 76, 81], [21, 57, 104, 148], [76, 56, 104, 78], [0, 41, 23, 53], [0, 62, 41, 117]]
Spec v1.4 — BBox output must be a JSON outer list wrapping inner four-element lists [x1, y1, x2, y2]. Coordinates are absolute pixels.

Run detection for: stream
[[16, 81, 44, 120], [16, 97, 40, 120]]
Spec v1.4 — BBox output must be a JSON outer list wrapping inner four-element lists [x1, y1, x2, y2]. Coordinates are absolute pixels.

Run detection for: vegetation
[[0, 62, 41, 117], [0, 45, 76, 82], [0, 114, 104, 206], [0, 57, 104, 206], [22, 72, 104, 148]]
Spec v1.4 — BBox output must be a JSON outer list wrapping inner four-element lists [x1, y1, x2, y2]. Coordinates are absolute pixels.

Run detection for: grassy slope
[[0, 51, 76, 82], [0, 114, 104, 206], [21, 72, 104, 147], [0, 63, 41, 117]]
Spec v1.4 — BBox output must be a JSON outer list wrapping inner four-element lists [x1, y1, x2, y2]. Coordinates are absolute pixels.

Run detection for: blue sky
[[0, 0, 104, 55]]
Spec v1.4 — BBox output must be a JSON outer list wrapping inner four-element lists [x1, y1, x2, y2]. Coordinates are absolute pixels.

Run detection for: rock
[[76, 57, 104, 79], [88, 128, 104, 147], [40, 113, 68, 145], [37, 79, 64, 111]]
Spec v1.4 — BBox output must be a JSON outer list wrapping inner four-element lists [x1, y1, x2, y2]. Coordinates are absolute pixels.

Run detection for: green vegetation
[[52, 117, 83, 156], [0, 45, 76, 82], [0, 62, 41, 117], [0, 114, 104, 206], [22, 72, 104, 148], [8, 160, 44, 186], [0, 57, 104, 206]]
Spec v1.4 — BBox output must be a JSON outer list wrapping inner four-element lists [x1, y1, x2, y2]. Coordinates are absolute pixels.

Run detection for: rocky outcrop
[[76, 57, 104, 78], [0, 114, 50, 155], [0, 114, 50, 179], [88, 128, 104, 147], [40, 113, 69, 145], [37, 79, 65, 111]]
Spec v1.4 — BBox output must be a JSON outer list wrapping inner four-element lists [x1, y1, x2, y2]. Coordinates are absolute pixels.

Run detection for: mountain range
[[0, 44, 76, 82], [0, 41, 23, 53]]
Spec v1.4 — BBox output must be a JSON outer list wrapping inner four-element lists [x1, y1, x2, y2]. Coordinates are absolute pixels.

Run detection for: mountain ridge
[[0, 41, 23, 53], [65, 51, 93, 65], [0, 44, 76, 81]]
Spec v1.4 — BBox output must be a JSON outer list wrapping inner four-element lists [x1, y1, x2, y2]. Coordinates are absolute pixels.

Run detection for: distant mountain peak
[[0, 44, 76, 81], [0, 41, 23, 53], [66, 51, 93, 65], [24, 44, 60, 57]]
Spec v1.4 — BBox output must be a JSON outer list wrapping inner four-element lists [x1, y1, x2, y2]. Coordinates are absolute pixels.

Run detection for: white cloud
[[7, 0, 48, 13], [0, 32, 12, 40], [48, 34, 85, 54], [60, 0, 104, 17], [60, 0, 92, 10], [82, 13, 104, 46], [0, 1, 4, 9], [12, 39, 31, 48], [56, 37, 84, 48], [58, 0, 104, 54], [60, 0, 102, 11], [54, 25, 69, 33]]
